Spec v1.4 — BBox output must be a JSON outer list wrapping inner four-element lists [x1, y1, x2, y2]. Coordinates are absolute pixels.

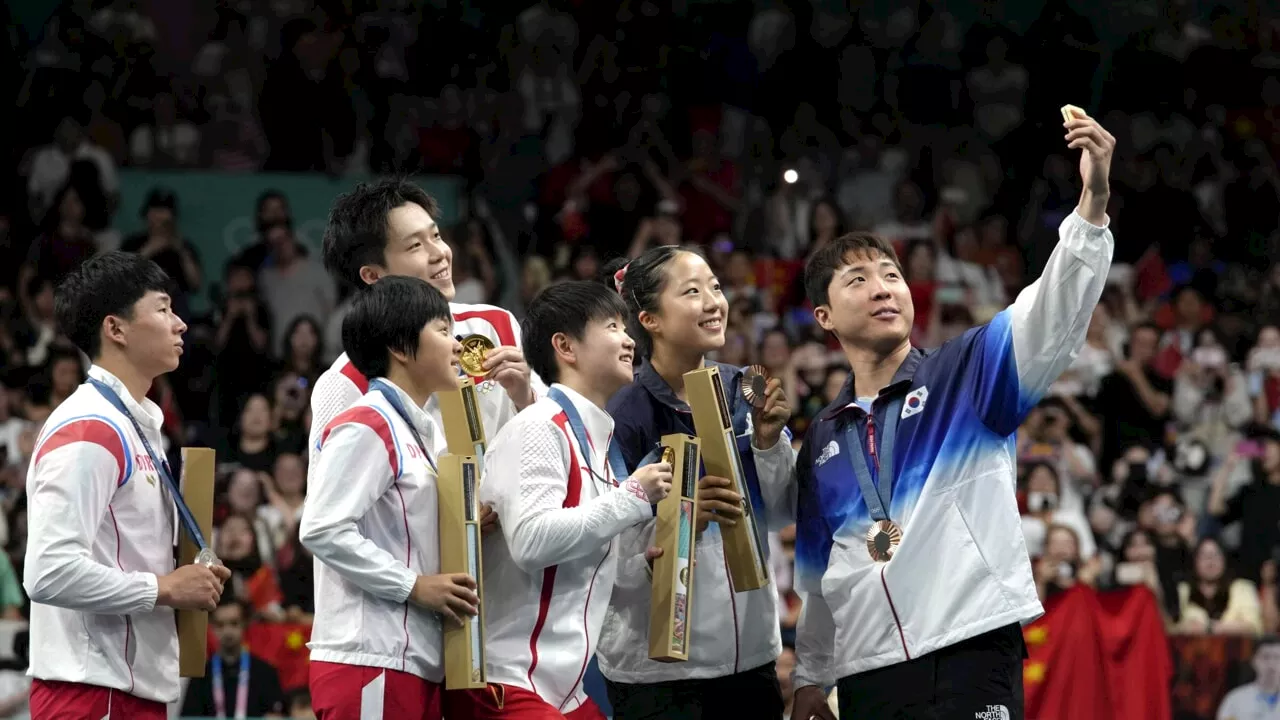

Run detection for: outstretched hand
[[1064, 111, 1116, 218]]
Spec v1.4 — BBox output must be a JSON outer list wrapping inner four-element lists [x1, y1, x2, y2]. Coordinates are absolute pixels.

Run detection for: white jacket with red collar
[[24, 366, 179, 703], [479, 384, 653, 714], [308, 302, 546, 469], [300, 379, 446, 681]]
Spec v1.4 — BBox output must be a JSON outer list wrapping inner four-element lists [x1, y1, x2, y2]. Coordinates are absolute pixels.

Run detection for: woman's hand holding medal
[[745, 365, 791, 450]]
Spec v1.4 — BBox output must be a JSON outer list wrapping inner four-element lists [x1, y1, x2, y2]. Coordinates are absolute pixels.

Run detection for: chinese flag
[[1096, 587, 1174, 720], [1023, 586, 1172, 720], [1023, 586, 1112, 720], [244, 622, 313, 691]]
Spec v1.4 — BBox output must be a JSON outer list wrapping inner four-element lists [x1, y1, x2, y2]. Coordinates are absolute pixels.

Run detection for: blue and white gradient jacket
[[793, 211, 1114, 688], [597, 360, 797, 683]]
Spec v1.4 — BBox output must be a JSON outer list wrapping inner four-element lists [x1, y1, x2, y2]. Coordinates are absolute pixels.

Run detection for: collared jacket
[[25, 366, 179, 703], [301, 379, 445, 681], [793, 212, 1113, 688], [596, 360, 797, 683], [308, 302, 547, 470], [479, 384, 652, 713]]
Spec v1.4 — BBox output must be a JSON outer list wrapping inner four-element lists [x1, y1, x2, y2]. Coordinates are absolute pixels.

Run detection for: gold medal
[[661, 445, 675, 467], [741, 364, 770, 408], [865, 519, 903, 563], [458, 334, 496, 377]]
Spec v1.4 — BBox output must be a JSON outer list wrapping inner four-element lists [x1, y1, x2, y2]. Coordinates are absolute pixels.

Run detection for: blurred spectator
[[278, 316, 324, 387], [257, 221, 336, 354], [221, 394, 280, 474], [1207, 432, 1280, 584], [128, 92, 200, 168], [1034, 524, 1100, 602], [181, 600, 286, 718], [26, 117, 118, 223], [1175, 536, 1264, 636], [213, 262, 273, 424], [1021, 462, 1097, 561], [1096, 322, 1173, 470], [120, 188, 202, 318]]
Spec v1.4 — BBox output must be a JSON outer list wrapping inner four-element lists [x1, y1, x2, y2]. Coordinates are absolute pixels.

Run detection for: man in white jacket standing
[[791, 113, 1116, 720], [444, 282, 672, 719], [301, 277, 479, 720], [26, 252, 231, 719]]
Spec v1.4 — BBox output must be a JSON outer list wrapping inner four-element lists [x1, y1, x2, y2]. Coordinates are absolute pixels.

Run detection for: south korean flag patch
[[901, 385, 928, 419]]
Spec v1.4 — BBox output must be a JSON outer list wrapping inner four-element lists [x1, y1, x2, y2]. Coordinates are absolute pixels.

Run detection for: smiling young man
[[790, 115, 1117, 720], [311, 179, 545, 522], [301, 276, 479, 720], [26, 251, 231, 720], [444, 281, 672, 719]]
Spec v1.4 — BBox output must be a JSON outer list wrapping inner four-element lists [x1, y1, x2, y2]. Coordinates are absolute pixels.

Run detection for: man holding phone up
[[1207, 432, 1280, 585]]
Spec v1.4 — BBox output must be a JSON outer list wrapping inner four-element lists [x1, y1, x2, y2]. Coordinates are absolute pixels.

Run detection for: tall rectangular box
[[438, 379, 488, 474], [437, 454, 487, 690], [177, 447, 216, 677], [648, 434, 701, 662], [684, 367, 769, 592]]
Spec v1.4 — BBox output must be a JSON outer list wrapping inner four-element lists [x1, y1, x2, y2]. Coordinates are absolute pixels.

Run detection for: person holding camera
[[1020, 462, 1097, 563], [1207, 432, 1280, 586]]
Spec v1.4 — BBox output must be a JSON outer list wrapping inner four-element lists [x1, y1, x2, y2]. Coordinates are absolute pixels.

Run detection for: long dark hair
[[602, 245, 704, 359], [1187, 536, 1236, 620]]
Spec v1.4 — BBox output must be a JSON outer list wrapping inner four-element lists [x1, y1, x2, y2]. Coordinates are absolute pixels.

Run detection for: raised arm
[[24, 419, 159, 613], [484, 420, 656, 574], [969, 113, 1116, 435]]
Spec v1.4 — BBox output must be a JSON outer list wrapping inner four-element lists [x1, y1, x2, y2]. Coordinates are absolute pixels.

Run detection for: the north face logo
[[816, 440, 840, 467], [975, 706, 1010, 720]]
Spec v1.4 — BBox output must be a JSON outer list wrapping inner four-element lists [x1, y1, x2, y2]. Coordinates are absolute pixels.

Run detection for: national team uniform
[[598, 361, 797, 719], [308, 303, 545, 466], [794, 212, 1113, 718], [445, 385, 653, 719], [300, 379, 447, 719], [24, 366, 178, 719]]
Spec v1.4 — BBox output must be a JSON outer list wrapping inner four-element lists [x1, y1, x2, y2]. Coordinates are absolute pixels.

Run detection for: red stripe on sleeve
[[339, 360, 370, 394], [34, 418, 128, 485], [453, 308, 518, 348], [320, 406, 399, 477]]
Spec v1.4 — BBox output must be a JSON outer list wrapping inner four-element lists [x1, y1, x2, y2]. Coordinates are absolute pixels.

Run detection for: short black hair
[[602, 245, 702, 359], [803, 231, 902, 308], [55, 251, 172, 359], [342, 276, 452, 380], [322, 178, 441, 290], [523, 281, 629, 385]]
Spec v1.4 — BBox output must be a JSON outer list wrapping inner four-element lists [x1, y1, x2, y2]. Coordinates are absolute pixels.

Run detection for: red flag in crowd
[[244, 622, 313, 691], [1023, 585, 1172, 720]]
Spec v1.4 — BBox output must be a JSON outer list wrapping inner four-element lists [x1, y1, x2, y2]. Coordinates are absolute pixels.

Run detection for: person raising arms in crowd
[[596, 246, 797, 720], [790, 112, 1116, 720]]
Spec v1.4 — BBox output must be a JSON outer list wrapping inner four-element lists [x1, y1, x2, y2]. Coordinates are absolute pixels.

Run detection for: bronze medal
[[865, 519, 903, 563], [459, 334, 496, 377], [742, 364, 770, 408]]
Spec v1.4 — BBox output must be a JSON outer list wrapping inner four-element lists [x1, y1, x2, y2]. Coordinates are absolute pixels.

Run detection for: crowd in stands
[[1, 0, 1279, 717]]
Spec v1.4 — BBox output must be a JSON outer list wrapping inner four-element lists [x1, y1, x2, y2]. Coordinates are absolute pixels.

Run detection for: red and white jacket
[[24, 366, 179, 703], [479, 385, 652, 714], [300, 379, 445, 682], [308, 303, 545, 469]]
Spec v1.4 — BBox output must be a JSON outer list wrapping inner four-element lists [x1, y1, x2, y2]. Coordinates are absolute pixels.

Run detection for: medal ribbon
[[371, 379, 437, 473], [843, 395, 904, 522], [89, 378, 210, 552], [211, 649, 250, 719], [547, 386, 627, 485]]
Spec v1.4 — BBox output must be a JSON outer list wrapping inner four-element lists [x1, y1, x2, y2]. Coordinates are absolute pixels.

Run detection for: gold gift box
[[684, 367, 769, 592], [176, 447, 216, 678], [438, 378, 488, 474], [648, 433, 702, 662], [436, 453, 487, 690]]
